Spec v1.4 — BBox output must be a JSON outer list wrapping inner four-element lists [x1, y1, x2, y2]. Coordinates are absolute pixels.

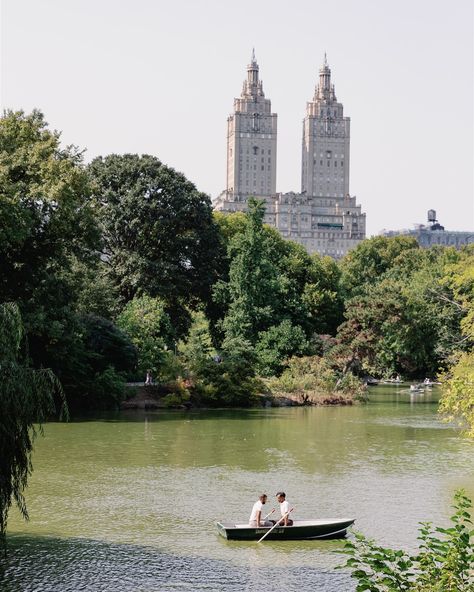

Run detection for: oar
[[262, 508, 275, 521], [257, 507, 294, 543]]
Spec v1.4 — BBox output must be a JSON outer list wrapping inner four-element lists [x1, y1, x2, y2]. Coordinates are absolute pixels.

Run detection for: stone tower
[[226, 50, 277, 198], [214, 53, 366, 259], [301, 55, 350, 198]]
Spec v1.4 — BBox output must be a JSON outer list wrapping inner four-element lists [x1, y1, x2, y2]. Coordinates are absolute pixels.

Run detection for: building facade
[[301, 55, 350, 199], [380, 210, 474, 248], [226, 49, 277, 197], [214, 53, 366, 259]]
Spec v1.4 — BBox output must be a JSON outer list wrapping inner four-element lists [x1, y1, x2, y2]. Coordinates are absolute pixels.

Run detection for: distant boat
[[365, 378, 379, 386], [216, 518, 355, 541]]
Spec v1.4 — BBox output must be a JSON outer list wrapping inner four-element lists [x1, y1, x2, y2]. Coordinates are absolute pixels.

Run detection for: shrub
[[339, 490, 474, 591], [267, 355, 366, 402]]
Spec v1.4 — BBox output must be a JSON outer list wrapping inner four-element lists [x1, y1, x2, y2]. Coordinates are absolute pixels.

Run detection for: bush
[[339, 490, 474, 591], [161, 379, 191, 408], [267, 355, 366, 403]]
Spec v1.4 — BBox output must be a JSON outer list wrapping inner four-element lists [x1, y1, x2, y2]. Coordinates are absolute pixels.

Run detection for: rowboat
[[216, 518, 355, 541]]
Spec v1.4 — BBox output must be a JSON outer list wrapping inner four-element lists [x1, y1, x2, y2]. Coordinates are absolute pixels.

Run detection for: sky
[[1, 0, 473, 236]]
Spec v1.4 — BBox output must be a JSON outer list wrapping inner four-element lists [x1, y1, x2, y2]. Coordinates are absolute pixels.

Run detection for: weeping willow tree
[[0, 303, 66, 553]]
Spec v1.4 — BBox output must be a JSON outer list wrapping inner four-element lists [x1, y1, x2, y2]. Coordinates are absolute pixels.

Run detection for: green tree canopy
[[214, 201, 343, 345], [87, 154, 224, 336], [337, 247, 463, 377], [117, 294, 175, 379], [439, 246, 474, 435], [339, 235, 420, 297]]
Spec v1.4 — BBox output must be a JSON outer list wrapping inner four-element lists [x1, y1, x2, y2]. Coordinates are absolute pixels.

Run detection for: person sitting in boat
[[276, 491, 293, 526], [249, 494, 274, 527]]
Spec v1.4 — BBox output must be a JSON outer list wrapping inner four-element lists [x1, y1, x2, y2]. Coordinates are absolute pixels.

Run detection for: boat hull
[[216, 519, 355, 541]]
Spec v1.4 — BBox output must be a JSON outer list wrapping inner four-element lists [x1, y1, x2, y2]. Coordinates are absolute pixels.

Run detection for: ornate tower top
[[241, 49, 265, 100], [314, 54, 337, 104], [234, 50, 272, 114]]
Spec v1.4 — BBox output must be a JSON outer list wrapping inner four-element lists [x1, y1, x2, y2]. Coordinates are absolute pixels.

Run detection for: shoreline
[[121, 385, 355, 410]]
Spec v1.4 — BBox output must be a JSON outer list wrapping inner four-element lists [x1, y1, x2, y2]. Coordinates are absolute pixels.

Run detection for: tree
[[213, 204, 344, 346], [0, 303, 66, 551], [116, 295, 175, 380], [0, 110, 103, 403], [256, 319, 310, 376], [87, 154, 224, 336], [191, 335, 262, 407], [337, 247, 464, 377], [339, 235, 420, 298], [439, 246, 474, 434], [214, 198, 281, 343], [0, 109, 98, 319]]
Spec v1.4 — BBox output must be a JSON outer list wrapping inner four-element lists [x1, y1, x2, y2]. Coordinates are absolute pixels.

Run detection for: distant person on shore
[[276, 492, 293, 526], [249, 494, 274, 527], [145, 371, 153, 386]]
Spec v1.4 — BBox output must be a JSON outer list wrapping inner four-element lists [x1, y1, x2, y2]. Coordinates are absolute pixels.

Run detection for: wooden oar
[[257, 507, 294, 543], [262, 508, 275, 520]]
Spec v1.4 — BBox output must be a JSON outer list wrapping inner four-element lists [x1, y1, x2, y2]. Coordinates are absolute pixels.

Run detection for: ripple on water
[[4, 401, 474, 591], [1, 535, 354, 592]]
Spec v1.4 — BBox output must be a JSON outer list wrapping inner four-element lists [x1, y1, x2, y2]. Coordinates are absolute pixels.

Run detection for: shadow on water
[[1, 533, 354, 592], [61, 408, 308, 423]]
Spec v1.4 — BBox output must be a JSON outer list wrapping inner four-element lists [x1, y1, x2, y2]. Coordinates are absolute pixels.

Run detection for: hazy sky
[[1, 0, 473, 235]]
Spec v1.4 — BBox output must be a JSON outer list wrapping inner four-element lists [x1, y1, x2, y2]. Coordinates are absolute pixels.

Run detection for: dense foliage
[[438, 247, 474, 434], [87, 153, 224, 336], [116, 295, 175, 380], [0, 109, 472, 415], [1, 109, 473, 553], [340, 490, 474, 591], [0, 303, 66, 550], [338, 242, 464, 378], [0, 110, 132, 410]]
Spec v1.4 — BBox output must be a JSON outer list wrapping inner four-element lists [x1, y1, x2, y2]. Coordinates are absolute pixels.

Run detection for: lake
[[2, 385, 474, 591]]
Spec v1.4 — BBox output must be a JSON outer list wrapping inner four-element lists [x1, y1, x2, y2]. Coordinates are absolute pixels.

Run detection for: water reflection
[[4, 386, 474, 591]]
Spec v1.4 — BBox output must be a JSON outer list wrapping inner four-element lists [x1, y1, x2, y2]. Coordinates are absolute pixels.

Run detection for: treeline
[[1, 110, 473, 422]]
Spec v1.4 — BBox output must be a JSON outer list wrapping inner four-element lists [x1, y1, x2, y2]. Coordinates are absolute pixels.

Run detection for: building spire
[[324, 51, 328, 67], [242, 50, 264, 98]]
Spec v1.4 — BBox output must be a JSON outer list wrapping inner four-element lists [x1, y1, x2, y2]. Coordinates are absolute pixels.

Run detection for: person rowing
[[276, 491, 293, 526], [249, 494, 274, 527]]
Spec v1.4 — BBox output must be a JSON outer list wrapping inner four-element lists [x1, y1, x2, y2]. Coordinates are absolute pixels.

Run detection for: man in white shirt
[[276, 491, 293, 526], [249, 494, 273, 527]]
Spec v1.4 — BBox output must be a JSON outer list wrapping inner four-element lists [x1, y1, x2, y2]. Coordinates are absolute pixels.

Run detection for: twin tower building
[[213, 52, 366, 258]]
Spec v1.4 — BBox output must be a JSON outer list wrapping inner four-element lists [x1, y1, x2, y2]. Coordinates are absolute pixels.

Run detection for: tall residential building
[[214, 54, 366, 259], [301, 55, 350, 198], [226, 50, 277, 198]]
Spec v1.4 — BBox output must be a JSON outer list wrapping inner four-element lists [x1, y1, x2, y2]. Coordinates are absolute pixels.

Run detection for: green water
[[2, 386, 474, 591]]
